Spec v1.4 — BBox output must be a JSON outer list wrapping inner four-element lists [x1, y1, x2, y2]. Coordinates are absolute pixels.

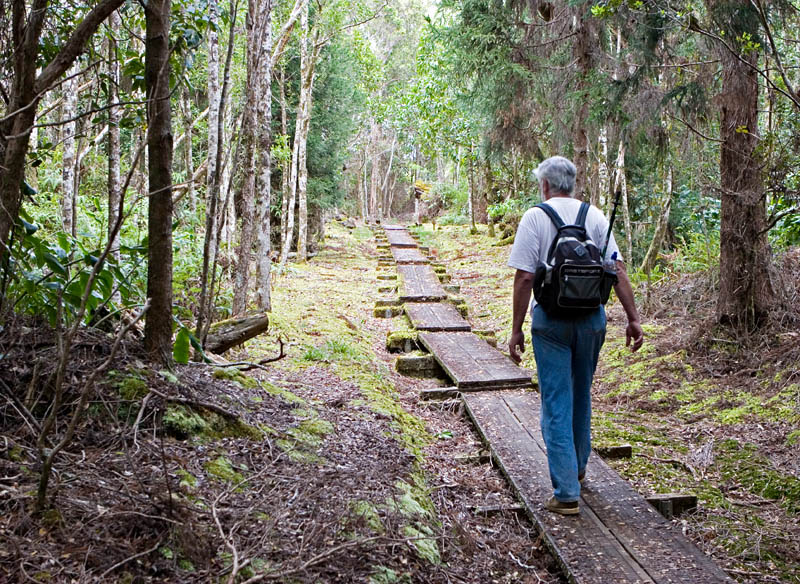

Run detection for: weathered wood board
[[405, 302, 471, 332], [386, 230, 418, 248], [463, 392, 733, 584], [397, 265, 446, 302], [417, 332, 532, 389], [392, 246, 429, 264], [382, 224, 407, 230]]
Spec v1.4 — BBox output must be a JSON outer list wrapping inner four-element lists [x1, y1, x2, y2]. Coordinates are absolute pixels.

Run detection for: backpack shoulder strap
[[575, 202, 590, 227], [535, 203, 565, 228]]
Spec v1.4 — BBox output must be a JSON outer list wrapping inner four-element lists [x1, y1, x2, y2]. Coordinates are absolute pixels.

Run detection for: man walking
[[507, 156, 644, 515]]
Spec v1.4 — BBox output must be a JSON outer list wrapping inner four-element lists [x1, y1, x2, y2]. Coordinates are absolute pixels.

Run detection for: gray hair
[[534, 156, 577, 196]]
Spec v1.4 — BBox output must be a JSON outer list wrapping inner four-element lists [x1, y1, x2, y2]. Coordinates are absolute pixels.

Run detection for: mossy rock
[[205, 456, 246, 484], [386, 331, 419, 353], [377, 274, 397, 281], [374, 305, 403, 318], [118, 376, 149, 401], [212, 367, 258, 389], [437, 273, 451, 284], [378, 285, 397, 294], [395, 354, 443, 378], [473, 330, 497, 347], [163, 404, 262, 441]]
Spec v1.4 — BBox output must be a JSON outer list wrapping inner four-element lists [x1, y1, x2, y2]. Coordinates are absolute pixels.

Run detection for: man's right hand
[[509, 330, 525, 364]]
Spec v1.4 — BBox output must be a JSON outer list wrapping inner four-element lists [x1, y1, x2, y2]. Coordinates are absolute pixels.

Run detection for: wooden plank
[[382, 224, 407, 230], [386, 230, 418, 248], [405, 303, 471, 332], [417, 332, 531, 389], [463, 393, 652, 584], [392, 246, 429, 264], [397, 265, 446, 302], [503, 394, 732, 584]]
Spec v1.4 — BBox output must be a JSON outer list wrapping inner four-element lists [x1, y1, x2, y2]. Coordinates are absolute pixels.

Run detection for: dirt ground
[[1, 220, 798, 583]]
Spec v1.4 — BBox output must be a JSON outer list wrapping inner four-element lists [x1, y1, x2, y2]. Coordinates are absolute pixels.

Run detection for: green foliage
[[303, 338, 360, 362], [5, 216, 146, 327]]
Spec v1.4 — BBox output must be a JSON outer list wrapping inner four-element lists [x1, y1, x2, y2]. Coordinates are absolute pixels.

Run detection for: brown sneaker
[[545, 496, 579, 515]]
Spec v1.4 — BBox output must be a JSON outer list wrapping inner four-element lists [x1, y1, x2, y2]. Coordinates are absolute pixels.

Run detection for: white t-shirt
[[507, 197, 621, 314]]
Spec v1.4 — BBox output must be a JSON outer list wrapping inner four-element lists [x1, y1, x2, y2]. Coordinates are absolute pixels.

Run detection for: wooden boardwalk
[[405, 303, 471, 332], [386, 229, 418, 247], [418, 332, 532, 390], [392, 246, 429, 264], [397, 264, 446, 302], [464, 392, 732, 584], [378, 224, 731, 584]]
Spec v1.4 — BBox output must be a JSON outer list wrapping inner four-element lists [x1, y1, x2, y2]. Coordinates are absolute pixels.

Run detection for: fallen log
[[205, 312, 270, 354]]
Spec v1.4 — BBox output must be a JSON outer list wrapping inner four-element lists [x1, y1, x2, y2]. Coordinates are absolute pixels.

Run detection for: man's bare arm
[[509, 269, 534, 363], [613, 261, 644, 351]]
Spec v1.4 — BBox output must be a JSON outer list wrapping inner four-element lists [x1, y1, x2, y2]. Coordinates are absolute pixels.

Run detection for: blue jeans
[[531, 305, 606, 502]]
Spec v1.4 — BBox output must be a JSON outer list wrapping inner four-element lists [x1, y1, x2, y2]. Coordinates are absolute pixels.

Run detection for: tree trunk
[[278, 65, 292, 246], [571, 9, 596, 200], [197, 0, 223, 340], [61, 65, 79, 237], [232, 0, 264, 314], [181, 86, 196, 211], [484, 161, 495, 237], [280, 1, 314, 264], [468, 149, 475, 230], [144, 0, 175, 365], [255, 0, 273, 311], [596, 125, 609, 209], [613, 141, 633, 263], [640, 165, 673, 274], [107, 10, 122, 263], [713, 10, 775, 326], [382, 137, 395, 217]]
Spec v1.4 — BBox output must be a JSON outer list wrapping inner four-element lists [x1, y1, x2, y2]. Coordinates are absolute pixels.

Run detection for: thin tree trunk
[[181, 86, 196, 211], [640, 165, 673, 274], [61, 65, 79, 237], [596, 125, 609, 209], [571, 9, 596, 200], [196, 0, 231, 344], [232, 0, 266, 314], [381, 137, 395, 217], [278, 65, 291, 247], [484, 161, 495, 237], [255, 0, 273, 311], [108, 10, 122, 263], [280, 1, 312, 265], [613, 141, 633, 263], [296, 17, 320, 260], [144, 0, 175, 364]]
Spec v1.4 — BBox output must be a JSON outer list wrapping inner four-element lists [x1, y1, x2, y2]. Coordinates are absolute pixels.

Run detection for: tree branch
[[35, 0, 127, 95]]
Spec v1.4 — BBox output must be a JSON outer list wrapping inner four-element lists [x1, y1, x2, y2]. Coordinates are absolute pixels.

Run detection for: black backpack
[[532, 202, 617, 318]]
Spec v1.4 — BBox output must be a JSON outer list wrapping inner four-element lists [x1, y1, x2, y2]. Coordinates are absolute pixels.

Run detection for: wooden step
[[405, 303, 471, 332], [417, 331, 532, 390], [397, 265, 446, 302], [463, 392, 732, 584], [386, 229, 418, 248], [392, 246, 429, 264]]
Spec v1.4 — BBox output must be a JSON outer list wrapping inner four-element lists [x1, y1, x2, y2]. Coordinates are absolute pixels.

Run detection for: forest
[[0, 0, 799, 581]]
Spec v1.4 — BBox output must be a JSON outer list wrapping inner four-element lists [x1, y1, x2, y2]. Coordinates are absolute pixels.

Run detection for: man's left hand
[[626, 320, 644, 352], [509, 330, 525, 364]]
